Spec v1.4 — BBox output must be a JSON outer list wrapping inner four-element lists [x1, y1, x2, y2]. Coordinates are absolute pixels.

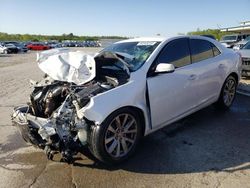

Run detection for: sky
[[0, 0, 250, 37]]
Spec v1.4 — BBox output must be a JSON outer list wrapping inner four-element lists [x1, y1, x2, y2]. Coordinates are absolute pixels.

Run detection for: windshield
[[221, 35, 237, 41], [242, 42, 250, 50], [6, 44, 15, 47], [102, 41, 160, 71], [244, 36, 250, 41]]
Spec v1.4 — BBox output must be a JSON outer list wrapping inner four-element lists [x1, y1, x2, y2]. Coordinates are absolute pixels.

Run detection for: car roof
[[114, 35, 226, 53], [115, 35, 218, 43], [116, 37, 166, 43]]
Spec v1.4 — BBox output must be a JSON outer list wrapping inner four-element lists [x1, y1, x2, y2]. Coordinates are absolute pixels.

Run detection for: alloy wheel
[[223, 78, 236, 106], [104, 113, 138, 158]]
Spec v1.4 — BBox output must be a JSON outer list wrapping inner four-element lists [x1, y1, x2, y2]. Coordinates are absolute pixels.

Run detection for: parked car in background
[[15, 43, 28, 53], [220, 34, 250, 48], [12, 36, 241, 164], [61, 40, 102, 47], [45, 42, 62, 49], [27, 43, 51, 50], [239, 41, 250, 77], [4, 42, 28, 53], [23, 42, 33, 47], [0, 43, 18, 54], [83, 41, 102, 47], [75, 42, 84, 47], [233, 36, 250, 50], [62, 42, 75, 47]]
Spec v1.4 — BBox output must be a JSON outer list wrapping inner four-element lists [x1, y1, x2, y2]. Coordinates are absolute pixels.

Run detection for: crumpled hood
[[37, 48, 96, 85]]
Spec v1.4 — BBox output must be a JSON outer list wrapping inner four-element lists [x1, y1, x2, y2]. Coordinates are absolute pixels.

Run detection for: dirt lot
[[0, 49, 250, 188]]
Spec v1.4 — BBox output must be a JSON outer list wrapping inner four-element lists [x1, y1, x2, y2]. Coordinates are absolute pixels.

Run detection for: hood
[[37, 48, 96, 85], [220, 40, 236, 43], [239, 49, 250, 58], [236, 40, 248, 45]]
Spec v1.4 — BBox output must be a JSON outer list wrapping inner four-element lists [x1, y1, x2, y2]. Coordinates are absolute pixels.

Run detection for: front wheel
[[88, 108, 142, 165], [216, 75, 237, 109]]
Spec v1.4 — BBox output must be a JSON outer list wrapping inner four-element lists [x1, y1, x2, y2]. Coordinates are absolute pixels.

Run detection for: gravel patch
[[238, 78, 250, 96]]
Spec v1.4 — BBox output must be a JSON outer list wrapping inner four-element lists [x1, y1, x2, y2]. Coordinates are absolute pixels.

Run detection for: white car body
[[79, 36, 242, 136], [12, 36, 242, 164]]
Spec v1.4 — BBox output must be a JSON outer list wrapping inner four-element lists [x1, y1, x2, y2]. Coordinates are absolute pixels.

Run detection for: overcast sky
[[0, 0, 249, 37]]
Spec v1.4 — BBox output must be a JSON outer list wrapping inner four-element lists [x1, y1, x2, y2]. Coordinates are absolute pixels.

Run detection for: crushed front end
[[11, 78, 105, 163], [11, 49, 130, 163]]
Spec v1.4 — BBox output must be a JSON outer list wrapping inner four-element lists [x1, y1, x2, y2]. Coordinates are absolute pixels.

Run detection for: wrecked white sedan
[[12, 36, 241, 164]]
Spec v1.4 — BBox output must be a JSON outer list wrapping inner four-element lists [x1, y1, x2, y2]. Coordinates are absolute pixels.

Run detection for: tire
[[216, 75, 237, 109], [88, 108, 142, 165]]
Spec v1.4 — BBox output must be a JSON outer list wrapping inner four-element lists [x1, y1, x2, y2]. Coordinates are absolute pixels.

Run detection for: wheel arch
[[215, 72, 238, 109], [87, 105, 146, 164], [85, 105, 146, 136], [98, 106, 146, 137], [220, 72, 239, 93], [120, 106, 146, 136], [229, 72, 239, 84]]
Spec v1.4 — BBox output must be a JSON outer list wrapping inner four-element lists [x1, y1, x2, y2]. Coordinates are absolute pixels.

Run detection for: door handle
[[188, 74, 197, 80]]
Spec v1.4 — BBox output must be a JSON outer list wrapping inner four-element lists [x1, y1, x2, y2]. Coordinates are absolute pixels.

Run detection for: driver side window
[[157, 38, 191, 68]]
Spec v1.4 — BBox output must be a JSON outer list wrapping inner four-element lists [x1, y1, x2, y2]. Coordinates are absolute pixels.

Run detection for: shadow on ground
[[1, 95, 250, 176], [0, 54, 12, 57], [72, 95, 250, 174]]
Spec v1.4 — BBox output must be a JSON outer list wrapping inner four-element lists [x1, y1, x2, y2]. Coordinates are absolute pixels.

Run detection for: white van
[[220, 34, 250, 48]]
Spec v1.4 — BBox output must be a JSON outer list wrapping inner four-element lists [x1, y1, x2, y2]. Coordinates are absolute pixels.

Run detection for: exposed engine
[[12, 50, 130, 163]]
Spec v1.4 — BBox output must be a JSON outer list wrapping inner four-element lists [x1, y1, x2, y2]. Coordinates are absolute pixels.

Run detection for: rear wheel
[[216, 75, 237, 109], [88, 108, 142, 165]]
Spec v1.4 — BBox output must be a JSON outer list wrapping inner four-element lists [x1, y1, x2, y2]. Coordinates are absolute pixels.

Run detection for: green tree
[[187, 28, 234, 40]]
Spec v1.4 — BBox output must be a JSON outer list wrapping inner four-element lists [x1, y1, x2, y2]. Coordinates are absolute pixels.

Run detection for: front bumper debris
[[12, 106, 46, 148], [11, 105, 87, 163]]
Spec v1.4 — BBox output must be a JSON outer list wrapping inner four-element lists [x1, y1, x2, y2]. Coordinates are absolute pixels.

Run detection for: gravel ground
[[238, 78, 250, 94], [0, 49, 250, 188]]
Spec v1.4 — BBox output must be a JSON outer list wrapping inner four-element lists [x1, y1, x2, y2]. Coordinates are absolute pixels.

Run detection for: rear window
[[190, 39, 214, 63], [211, 44, 221, 56]]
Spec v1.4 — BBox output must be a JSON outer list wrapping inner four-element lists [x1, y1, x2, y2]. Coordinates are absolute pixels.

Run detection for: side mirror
[[155, 63, 175, 73]]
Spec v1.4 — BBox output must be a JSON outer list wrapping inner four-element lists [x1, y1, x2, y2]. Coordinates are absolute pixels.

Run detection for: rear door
[[189, 39, 222, 105]]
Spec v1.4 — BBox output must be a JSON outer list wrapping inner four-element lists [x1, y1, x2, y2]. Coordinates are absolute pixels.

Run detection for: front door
[[147, 38, 199, 129]]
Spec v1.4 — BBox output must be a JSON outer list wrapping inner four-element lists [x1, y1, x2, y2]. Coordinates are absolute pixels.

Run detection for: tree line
[[0, 32, 128, 42], [187, 28, 234, 40], [0, 29, 233, 42]]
